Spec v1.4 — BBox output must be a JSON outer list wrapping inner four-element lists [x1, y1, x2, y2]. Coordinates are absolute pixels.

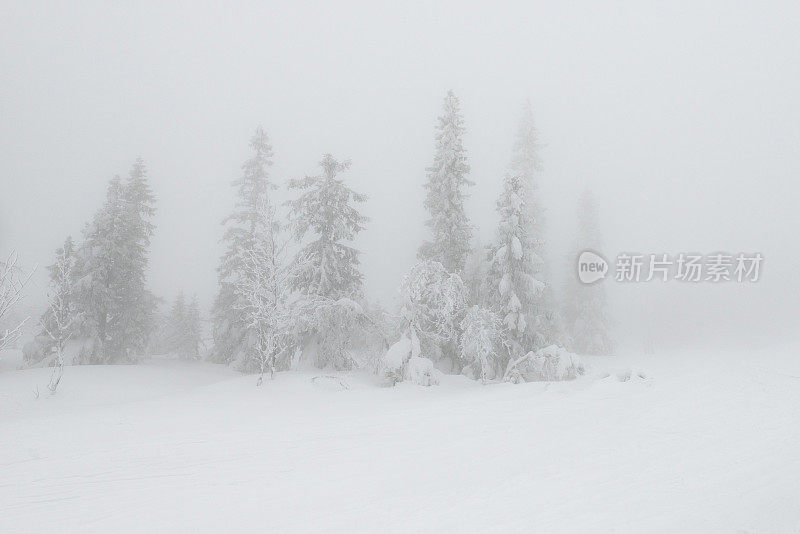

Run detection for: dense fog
[[2, 3, 800, 532], [2, 2, 798, 352]]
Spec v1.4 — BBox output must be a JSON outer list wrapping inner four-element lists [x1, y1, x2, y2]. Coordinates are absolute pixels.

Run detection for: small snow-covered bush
[[460, 306, 504, 383], [503, 345, 584, 383], [398, 260, 468, 364], [381, 335, 412, 383], [405, 356, 441, 386], [380, 335, 441, 386]]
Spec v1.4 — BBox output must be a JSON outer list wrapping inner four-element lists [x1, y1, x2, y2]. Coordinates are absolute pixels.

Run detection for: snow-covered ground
[[1, 346, 799, 533]]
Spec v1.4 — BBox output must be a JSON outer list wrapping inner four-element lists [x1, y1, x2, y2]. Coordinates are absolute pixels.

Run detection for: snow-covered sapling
[[460, 306, 505, 383], [42, 240, 78, 393], [232, 239, 298, 384]]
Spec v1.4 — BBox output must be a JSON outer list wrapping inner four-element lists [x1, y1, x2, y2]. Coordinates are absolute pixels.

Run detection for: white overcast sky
[[1, 1, 798, 348]]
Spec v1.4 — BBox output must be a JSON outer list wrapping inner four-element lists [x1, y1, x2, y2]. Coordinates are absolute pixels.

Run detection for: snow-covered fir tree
[[562, 189, 614, 355], [418, 90, 474, 275], [167, 292, 186, 353], [74, 175, 124, 362], [484, 173, 544, 362], [287, 154, 369, 369], [166, 292, 202, 359], [507, 101, 561, 348], [184, 297, 202, 358], [114, 158, 158, 358], [74, 160, 157, 363], [211, 127, 279, 367], [288, 154, 367, 300]]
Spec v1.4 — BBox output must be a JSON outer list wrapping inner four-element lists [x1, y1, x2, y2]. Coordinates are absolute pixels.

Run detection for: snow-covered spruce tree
[[562, 190, 613, 355], [38, 238, 78, 382], [74, 161, 157, 363], [166, 292, 201, 359], [211, 127, 279, 368], [288, 154, 366, 300], [73, 176, 124, 362], [184, 296, 202, 358], [166, 292, 186, 354], [507, 101, 561, 348], [113, 158, 158, 360], [382, 260, 468, 384], [418, 90, 474, 275], [485, 173, 545, 365], [287, 154, 368, 369], [460, 305, 505, 383]]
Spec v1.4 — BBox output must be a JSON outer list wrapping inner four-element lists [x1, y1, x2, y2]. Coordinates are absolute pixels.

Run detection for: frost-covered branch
[[0, 251, 35, 351]]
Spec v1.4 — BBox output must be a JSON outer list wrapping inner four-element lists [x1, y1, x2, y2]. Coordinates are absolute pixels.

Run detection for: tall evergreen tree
[[115, 158, 157, 358], [485, 173, 544, 361], [211, 127, 279, 367], [167, 291, 186, 354], [563, 190, 614, 355], [287, 154, 368, 369], [508, 101, 561, 348], [184, 296, 202, 358], [74, 159, 157, 363], [167, 292, 202, 359], [76, 175, 124, 360], [418, 90, 473, 275]]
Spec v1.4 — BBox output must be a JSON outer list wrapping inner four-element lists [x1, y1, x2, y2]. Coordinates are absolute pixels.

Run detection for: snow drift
[[504, 344, 585, 383]]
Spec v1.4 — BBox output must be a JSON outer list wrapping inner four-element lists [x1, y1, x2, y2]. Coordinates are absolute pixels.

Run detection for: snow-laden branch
[[0, 251, 35, 351]]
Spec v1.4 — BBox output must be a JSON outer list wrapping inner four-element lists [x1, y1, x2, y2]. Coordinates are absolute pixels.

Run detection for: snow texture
[[504, 344, 585, 383], [1, 345, 799, 532]]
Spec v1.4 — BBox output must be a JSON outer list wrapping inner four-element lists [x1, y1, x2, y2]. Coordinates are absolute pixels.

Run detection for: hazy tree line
[[13, 90, 612, 385], [17, 159, 159, 367]]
